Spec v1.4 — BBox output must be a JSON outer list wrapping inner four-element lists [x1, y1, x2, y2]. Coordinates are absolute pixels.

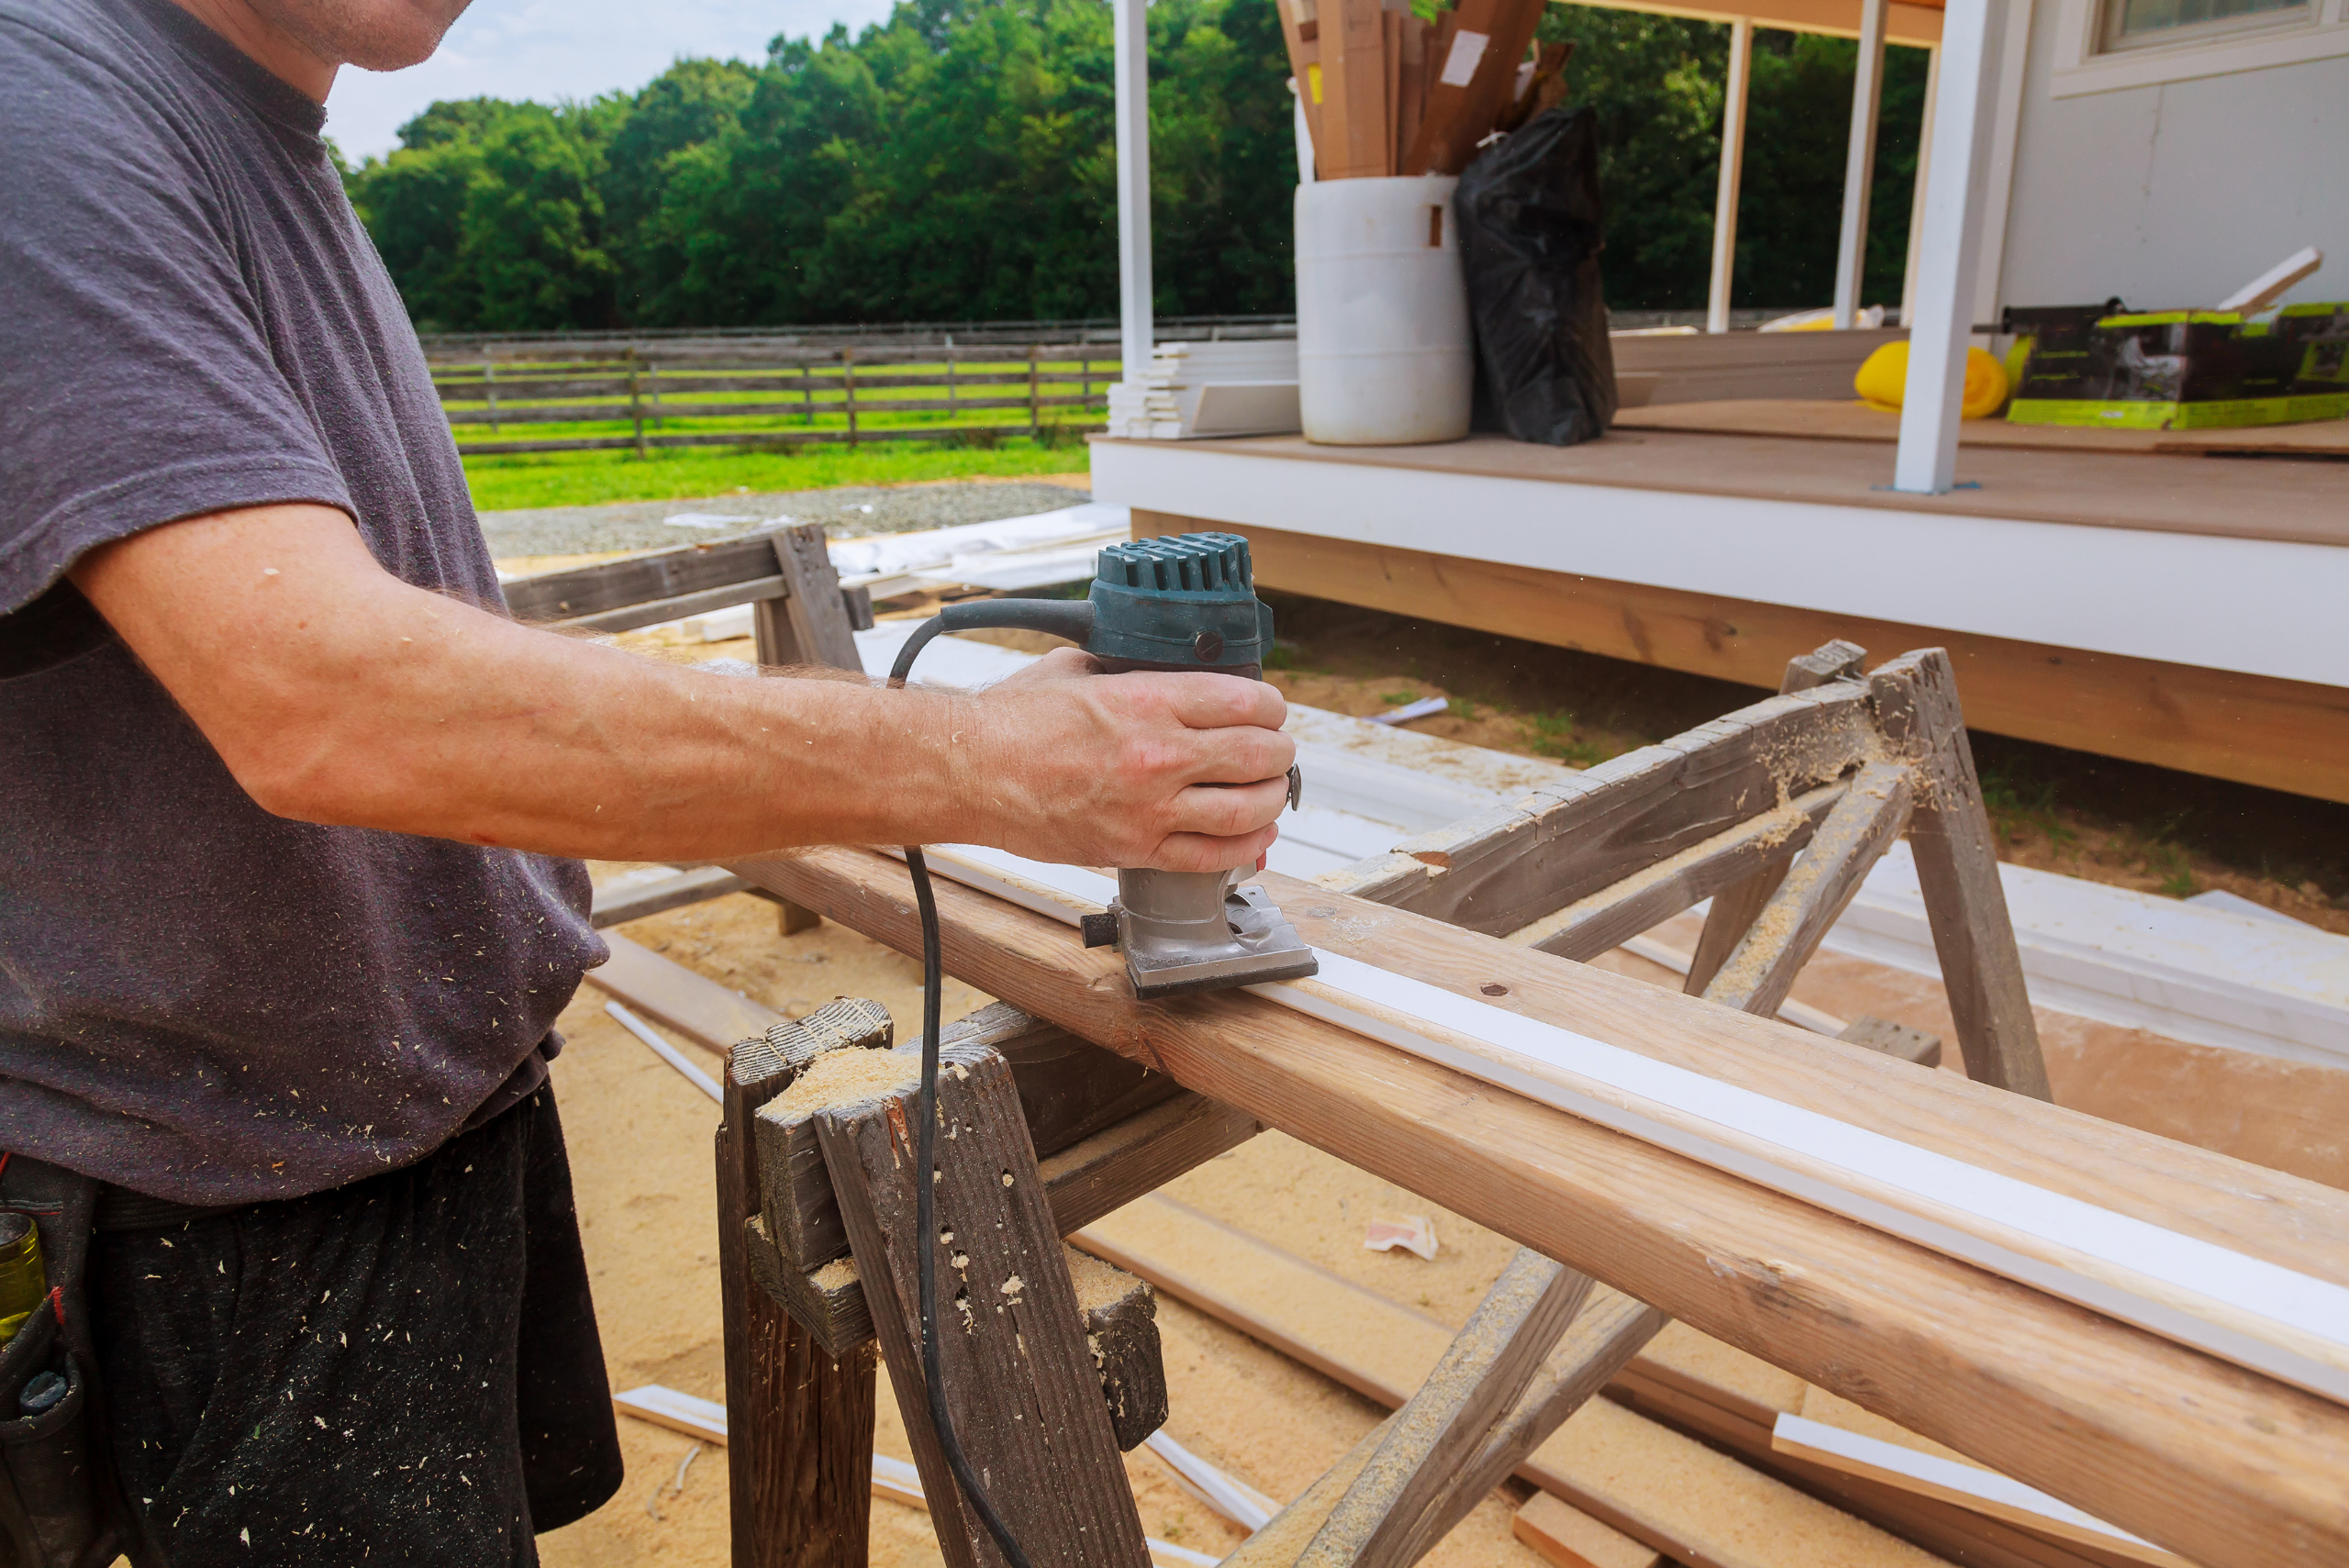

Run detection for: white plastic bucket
[[1295, 175, 1473, 446]]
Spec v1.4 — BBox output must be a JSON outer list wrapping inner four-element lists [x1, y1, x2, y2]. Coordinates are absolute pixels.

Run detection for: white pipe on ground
[[1832, 0, 1891, 329], [1893, 0, 2004, 494], [1706, 17, 1755, 336]]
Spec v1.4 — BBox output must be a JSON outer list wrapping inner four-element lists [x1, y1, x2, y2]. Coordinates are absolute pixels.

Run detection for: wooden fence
[[434, 342, 1122, 457]]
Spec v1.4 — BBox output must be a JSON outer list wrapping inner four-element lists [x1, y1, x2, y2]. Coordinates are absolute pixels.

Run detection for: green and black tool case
[[2006, 301, 2349, 430]]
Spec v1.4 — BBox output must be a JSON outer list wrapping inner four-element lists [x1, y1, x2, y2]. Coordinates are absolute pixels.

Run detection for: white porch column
[[1114, 0, 1153, 377], [1831, 0, 1890, 328], [1894, 0, 2006, 494], [1898, 43, 1941, 327], [1707, 17, 1754, 335]]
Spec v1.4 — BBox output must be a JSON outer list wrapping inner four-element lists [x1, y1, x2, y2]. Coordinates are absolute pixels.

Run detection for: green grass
[[1379, 689, 1422, 706], [1524, 710, 1609, 768], [462, 438, 1091, 513]]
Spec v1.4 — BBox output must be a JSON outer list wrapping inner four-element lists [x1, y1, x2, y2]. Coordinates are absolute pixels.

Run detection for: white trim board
[[1769, 1414, 2191, 1566], [909, 841, 2349, 1407], [1830, 842, 2349, 1070], [1089, 440, 2349, 688]]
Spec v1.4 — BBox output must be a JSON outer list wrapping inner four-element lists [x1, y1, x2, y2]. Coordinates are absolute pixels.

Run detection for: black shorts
[[89, 1087, 623, 1566]]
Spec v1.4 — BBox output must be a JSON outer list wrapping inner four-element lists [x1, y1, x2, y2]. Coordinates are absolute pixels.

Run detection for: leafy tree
[[459, 106, 617, 329], [345, 0, 1934, 331]]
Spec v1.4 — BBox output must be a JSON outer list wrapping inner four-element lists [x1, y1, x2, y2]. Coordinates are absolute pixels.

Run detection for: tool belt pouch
[[0, 1166, 130, 1568]]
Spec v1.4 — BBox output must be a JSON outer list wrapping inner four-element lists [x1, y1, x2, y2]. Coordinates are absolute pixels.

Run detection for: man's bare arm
[[71, 503, 1296, 871]]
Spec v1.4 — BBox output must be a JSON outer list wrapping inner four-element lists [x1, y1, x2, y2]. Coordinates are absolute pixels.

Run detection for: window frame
[[2052, 0, 2349, 95]]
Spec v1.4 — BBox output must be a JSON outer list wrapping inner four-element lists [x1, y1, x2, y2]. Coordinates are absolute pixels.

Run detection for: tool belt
[[0, 1156, 150, 1568]]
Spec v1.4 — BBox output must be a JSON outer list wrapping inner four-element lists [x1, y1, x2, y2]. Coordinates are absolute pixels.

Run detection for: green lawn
[[462, 438, 1093, 513]]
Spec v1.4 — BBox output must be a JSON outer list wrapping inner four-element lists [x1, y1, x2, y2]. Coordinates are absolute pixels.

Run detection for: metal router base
[[1085, 872, 1319, 1000]]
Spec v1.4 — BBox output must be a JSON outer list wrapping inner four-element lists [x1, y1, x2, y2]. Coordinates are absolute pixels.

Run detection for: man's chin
[[266, 0, 472, 73]]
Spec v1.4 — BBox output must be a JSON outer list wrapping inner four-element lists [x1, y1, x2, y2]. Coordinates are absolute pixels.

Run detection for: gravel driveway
[[478, 479, 1092, 559]]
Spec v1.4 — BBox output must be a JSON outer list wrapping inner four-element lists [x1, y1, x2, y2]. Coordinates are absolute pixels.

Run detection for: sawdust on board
[[811, 1255, 859, 1292], [771, 1043, 921, 1117], [1063, 1244, 1144, 1316]]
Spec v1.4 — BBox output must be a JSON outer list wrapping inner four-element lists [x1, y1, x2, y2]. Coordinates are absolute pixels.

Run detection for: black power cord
[[890, 621, 1035, 1568]]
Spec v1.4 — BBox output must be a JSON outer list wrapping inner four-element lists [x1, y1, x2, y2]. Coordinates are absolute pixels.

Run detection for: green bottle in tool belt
[[0, 1212, 47, 1344]]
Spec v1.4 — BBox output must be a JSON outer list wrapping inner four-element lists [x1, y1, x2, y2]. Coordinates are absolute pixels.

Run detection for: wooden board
[[584, 931, 782, 1050], [1514, 1492, 1664, 1568], [502, 533, 787, 628], [734, 845, 2349, 1568], [1198, 520, 2349, 805], [1615, 397, 2349, 460]]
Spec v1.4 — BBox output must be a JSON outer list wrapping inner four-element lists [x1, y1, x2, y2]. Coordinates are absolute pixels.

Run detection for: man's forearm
[[72, 503, 1296, 871]]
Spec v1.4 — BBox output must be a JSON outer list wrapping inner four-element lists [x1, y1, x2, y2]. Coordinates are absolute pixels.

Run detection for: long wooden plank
[[1320, 0, 1389, 179], [880, 844, 2349, 1394], [502, 534, 785, 624], [734, 845, 2349, 1568], [584, 931, 782, 1050], [1204, 519, 2349, 805]]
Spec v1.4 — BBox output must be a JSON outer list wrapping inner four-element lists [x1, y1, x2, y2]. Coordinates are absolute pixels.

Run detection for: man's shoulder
[[0, 0, 182, 120], [1, 0, 153, 71]]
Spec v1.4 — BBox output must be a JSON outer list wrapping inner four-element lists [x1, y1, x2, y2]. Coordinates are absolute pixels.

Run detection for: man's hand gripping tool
[[899, 531, 1319, 999]]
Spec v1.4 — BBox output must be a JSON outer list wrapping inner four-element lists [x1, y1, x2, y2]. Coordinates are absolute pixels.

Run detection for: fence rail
[[418, 314, 1295, 364], [435, 340, 1124, 458]]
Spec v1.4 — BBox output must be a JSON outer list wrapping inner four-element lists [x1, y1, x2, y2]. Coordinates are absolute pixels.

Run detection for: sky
[[324, 0, 898, 160]]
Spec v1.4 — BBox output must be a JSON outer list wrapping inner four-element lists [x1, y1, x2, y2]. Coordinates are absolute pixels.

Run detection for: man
[[0, 0, 1294, 1561]]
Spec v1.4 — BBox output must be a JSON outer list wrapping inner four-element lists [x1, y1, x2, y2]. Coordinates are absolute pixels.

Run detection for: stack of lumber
[[1105, 340, 1303, 440], [1279, 0, 1568, 180]]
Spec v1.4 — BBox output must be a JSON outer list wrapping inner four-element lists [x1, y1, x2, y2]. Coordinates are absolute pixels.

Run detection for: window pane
[[2107, 0, 2305, 47]]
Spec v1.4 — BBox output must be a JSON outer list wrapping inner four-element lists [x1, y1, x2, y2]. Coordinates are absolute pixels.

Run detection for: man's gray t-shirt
[[0, 0, 607, 1204]]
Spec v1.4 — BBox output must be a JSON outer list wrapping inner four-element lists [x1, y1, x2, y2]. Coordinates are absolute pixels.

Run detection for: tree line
[[340, 0, 1930, 334]]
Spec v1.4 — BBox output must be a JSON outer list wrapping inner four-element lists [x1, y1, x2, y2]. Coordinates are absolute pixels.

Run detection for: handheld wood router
[[886, 532, 1319, 1568], [886, 530, 1319, 999]]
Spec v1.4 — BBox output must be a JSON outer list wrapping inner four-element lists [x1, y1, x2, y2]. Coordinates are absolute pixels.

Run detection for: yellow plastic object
[[1853, 341, 2009, 418]]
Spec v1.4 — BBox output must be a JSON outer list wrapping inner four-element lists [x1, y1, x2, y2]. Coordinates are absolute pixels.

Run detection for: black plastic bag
[[1455, 106, 1617, 446]]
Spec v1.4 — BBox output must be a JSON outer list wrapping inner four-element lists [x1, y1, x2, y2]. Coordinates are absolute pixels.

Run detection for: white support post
[[1114, 0, 1153, 380], [1898, 43, 1941, 328], [1832, 0, 1891, 329], [1894, 0, 2006, 495], [1707, 17, 1754, 336], [1293, 80, 1317, 184]]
